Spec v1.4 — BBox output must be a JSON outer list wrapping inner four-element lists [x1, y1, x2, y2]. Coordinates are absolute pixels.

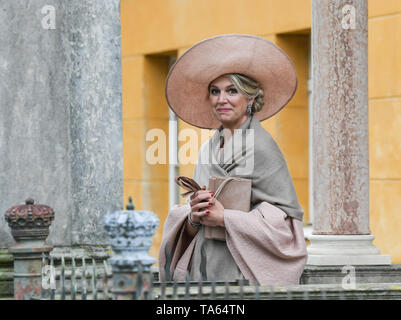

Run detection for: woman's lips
[[217, 108, 232, 113]]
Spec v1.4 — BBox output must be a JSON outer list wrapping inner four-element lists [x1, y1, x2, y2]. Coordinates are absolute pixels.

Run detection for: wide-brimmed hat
[[165, 34, 297, 129]]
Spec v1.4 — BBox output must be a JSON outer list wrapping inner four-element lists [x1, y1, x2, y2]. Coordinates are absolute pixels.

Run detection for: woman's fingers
[[190, 185, 207, 199], [191, 189, 212, 198], [189, 190, 214, 207], [191, 200, 212, 212], [191, 207, 210, 220]]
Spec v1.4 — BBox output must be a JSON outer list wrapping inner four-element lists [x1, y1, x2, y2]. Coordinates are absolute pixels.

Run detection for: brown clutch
[[175, 176, 252, 241]]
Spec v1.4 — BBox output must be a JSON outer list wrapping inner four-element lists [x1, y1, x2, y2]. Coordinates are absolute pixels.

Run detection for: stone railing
[[3, 197, 401, 300]]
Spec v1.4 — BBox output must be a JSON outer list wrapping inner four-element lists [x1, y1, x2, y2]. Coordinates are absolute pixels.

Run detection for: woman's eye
[[228, 88, 238, 94], [210, 88, 219, 95]]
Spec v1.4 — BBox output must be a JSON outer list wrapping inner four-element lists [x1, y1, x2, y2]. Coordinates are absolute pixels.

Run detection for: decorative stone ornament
[[4, 198, 54, 300], [104, 197, 159, 300], [103, 197, 159, 271], [4, 198, 55, 242]]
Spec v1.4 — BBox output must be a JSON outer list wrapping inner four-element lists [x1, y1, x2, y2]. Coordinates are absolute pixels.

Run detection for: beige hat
[[165, 34, 297, 129]]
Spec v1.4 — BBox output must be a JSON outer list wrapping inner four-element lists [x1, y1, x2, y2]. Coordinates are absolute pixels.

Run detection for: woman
[[159, 34, 307, 285]]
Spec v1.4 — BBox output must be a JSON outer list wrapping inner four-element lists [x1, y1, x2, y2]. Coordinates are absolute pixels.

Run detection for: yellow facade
[[121, 0, 401, 263]]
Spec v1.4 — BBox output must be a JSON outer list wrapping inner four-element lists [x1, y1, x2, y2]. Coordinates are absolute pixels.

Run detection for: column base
[[307, 234, 391, 266]]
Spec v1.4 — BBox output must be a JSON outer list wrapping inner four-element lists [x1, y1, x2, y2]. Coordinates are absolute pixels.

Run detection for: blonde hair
[[227, 73, 264, 113]]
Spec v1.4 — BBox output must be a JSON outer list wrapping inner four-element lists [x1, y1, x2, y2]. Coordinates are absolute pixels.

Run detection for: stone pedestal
[[10, 245, 53, 300], [5, 198, 55, 300]]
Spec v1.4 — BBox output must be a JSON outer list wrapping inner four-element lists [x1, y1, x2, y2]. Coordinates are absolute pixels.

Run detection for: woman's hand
[[189, 186, 214, 224], [199, 198, 225, 228], [188, 186, 225, 228]]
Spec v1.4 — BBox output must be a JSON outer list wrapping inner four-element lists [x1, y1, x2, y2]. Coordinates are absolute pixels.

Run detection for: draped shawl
[[194, 114, 304, 220], [158, 115, 307, 285]]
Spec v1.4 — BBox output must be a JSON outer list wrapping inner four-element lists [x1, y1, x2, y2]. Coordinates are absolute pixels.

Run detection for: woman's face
[[208, 76, 253, 130]]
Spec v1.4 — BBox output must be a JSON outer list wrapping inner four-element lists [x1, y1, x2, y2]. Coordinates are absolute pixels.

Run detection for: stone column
[[307, 0, 390, 265], [0, 1, 122, 258]]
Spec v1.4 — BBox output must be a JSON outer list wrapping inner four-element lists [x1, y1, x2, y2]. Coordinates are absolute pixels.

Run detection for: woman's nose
[[217, 91, 227, 103]]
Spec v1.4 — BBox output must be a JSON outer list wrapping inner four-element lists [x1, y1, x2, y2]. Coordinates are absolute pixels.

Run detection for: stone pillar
[[104, 198, 159, 300], [307, 0, 390, 265], [0, 1, 122, 257]]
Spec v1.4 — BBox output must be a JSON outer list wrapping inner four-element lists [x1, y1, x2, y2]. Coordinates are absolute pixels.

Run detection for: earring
[[246, 104, 253, 115]]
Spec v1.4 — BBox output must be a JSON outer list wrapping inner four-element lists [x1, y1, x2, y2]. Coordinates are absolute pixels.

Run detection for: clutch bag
[[205, 176, 251, 241]]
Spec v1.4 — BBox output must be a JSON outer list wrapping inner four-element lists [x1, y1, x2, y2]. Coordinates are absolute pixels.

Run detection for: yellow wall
[[122, 54, 171, 259], [121, 0, 401, 263], [368, 3, 401, 262]]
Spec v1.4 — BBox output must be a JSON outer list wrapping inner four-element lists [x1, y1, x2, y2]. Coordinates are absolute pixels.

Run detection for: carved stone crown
[[103, 203, 159, 269], [4, 198, 55, 241], [103, 207, 159, 252]]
